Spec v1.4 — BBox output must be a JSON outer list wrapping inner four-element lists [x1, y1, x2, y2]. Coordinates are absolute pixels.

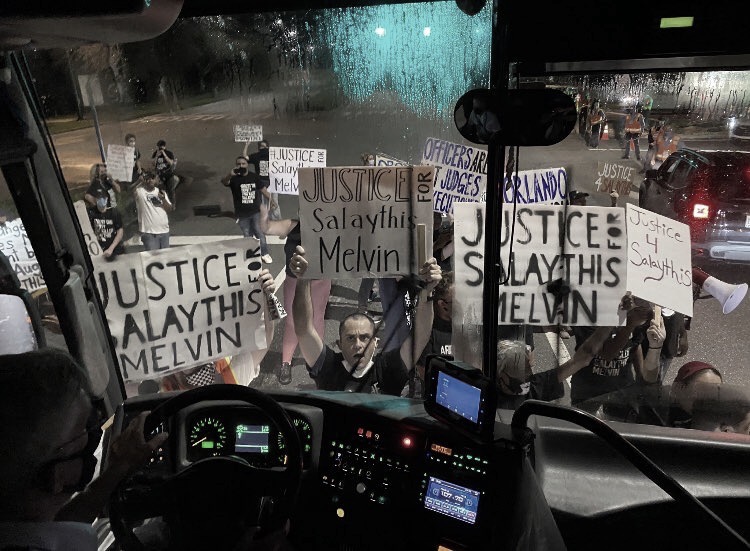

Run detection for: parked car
[[639, 148, 750, 263], [729, 116, 750, 144]]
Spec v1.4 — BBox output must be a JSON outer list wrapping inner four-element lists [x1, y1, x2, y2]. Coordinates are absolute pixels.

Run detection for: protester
[[585, 99, 606, 148], [669, 361, 723, 428], [0, 348, 168, 547], [432, 212, 454, 272], [291, 245, 440, 394], [221, 156, 273, 264], [133, 170, 173, 251], [245, 139, 280, 220], [260, 205, 331, 385], [87, 193, 125, 260], [571, 294, 666, 405], [568, 190, 589, 206], [84, 164, 120, 209], [151, 139, 179, 206], [124, 133, 142, 187], [622, 105, 646, 161]]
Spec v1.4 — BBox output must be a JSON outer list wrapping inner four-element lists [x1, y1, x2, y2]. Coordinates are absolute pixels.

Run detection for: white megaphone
[[692, 267, 748, 314]]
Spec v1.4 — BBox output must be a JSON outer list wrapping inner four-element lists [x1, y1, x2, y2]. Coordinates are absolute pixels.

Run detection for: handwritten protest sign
[[269, 146, 327, 195], [626, 204, 693, 316], [95, 239, 267, 382], [298, 166, 434, 278], [375, 153, 408, 167], [453, 203, 627, 327], [73, 200, 103, 259], [595, 162, 637, 196], [106, 144, 135, 182], [0, 218, 45, 293], [485, 167, 568, 204], [420, 137, 487, 215], [233, 124, 263, 143]]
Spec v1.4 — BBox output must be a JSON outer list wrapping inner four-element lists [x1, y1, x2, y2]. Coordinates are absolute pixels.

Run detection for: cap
[[569, 190, 589, 201], [674, 361, 721, 384]]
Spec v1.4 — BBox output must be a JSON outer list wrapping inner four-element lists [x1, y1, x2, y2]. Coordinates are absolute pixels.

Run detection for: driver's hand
[[106, 411, 169, 479]]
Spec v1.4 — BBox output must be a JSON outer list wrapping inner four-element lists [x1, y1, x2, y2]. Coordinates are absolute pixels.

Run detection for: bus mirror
[[454, 88, 577, 146], [0, 294, 37, 355]]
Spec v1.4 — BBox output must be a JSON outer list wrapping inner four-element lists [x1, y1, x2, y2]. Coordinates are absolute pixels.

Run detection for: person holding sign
[[87, 194, 124, 260], [290, 246, 441, 395], [222, 156, 273, 264], [133, 171, 173, 251], [151, 140, 179, 207]]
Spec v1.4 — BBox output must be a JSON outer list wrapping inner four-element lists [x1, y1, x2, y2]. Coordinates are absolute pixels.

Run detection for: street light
[[375, 27, 386, 37], [423, 27, 431, 36]]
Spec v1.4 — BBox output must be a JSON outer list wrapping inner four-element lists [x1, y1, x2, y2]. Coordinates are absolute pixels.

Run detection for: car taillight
[[692, 203, 710, 219]]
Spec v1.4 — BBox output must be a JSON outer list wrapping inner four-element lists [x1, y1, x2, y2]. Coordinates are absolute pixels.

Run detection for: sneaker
[[261, 254, 273, 264], [278, 362, 292, 385]]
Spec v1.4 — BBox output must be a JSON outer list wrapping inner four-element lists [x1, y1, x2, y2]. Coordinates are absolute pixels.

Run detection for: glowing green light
[[315, 2, 491, 116], [201, 441, 215, 449], [659, 16, 694, 28]]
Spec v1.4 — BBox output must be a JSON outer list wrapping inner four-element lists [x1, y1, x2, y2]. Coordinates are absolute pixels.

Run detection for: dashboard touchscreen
[[424, 476, 480, 525], [436, 371, 481, 423]]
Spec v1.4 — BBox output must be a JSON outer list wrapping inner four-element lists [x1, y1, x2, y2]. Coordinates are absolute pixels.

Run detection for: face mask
[[367, 159, 375, 166], [41, 409, 103, 494], [96, 197, 108, 210]]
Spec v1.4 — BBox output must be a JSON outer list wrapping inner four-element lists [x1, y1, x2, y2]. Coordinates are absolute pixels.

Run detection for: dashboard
[[109, 390, 750, 551]]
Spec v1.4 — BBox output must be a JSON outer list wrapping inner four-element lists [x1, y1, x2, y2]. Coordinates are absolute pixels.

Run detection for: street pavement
[[50, 96, 750, 397]]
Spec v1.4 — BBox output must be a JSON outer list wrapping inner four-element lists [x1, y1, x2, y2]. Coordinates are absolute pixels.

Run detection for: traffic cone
[[602, 124, 609, 140]]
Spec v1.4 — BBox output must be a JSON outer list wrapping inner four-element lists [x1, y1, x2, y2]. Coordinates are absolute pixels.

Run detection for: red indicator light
[[357, 428, 364, 435], [402, 436, 413, 448], [365, 430, 372, 439]]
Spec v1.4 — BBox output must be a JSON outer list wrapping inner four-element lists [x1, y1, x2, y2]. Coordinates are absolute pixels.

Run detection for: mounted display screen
[[436, 371, 482, 423], [424, 476, 480, 525], [235, 424, 270, 454]]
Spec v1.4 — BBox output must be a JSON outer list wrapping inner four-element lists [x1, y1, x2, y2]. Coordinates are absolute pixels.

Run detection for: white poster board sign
[[73, 200, 103, 259], [420, 137, 487, 215], [498, 167, 569, 204], [269, 146, 327, 195], [595, 162, 637, 196], [96, 239, 267, 382], [0, 218, 45, 293], [106, 144, 135, 182], [233, 125, 263, 143], [298, 166, 434, 278], [453, 203, 627, 327], [375, 153, 408, 167], [626, 204, 693, 316]]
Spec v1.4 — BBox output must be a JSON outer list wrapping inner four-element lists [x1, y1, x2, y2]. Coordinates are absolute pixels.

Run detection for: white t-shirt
[[135, 186, 170, 234]]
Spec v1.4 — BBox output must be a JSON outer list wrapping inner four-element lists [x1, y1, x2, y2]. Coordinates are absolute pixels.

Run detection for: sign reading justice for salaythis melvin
[[96, 239, 268, 382], [453, 203, 628, 326], [298, 166, 435, 278]]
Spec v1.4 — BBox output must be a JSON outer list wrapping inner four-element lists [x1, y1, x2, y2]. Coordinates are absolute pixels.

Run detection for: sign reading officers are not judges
[[269, 146, 327, 195], [626, 203, 693, 317], [298, 166, 435, 278], [453, 203, 628, 326], [95, 239, 267, 382], [420, 137, 487, 215], [234, 124, 263, 143]]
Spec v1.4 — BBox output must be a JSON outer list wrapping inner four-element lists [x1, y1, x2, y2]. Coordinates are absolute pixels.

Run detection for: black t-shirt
[[308, 345, 408, 396], [228, 172, 265, 218], [497, 369, 564, 410], [418, 316, 453, 365], [247, 149, 270, 184], [88, 207, 124, 253], [570, 326, 642, 404], [152, 149, 175, 179]]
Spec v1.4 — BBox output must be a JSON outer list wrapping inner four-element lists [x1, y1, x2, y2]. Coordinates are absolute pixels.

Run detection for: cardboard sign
[[626, 204, 693, 316], [95, 239, 267, 382], [453, 203, 627, 326], [420, 137, 487, 215], [595, 162, 637, 196], [233, 124, 263, 143], [298, 166, 434, 278], [375, 153, 408, 167], [269, 146, 327, 195], [492, 167, 568, 204], [0, 218, 45, 293], [106, 144, 135, 182], [74, 200, 103, 259]]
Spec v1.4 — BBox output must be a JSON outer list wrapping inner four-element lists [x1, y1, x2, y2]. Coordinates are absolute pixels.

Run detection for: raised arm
[[249, 269, 279, 366], [556, 326, 614, 381], [259, 202, 297, 237], [640, 316, 666, 383], [400, 258, 442, 370], [290, 246, 325, 367]]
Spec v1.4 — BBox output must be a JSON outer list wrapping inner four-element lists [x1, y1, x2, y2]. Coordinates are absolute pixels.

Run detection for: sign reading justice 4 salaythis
[[453, 203, 628, 326], [298, 166, 435, 278], [96, 240, 268, 382]]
